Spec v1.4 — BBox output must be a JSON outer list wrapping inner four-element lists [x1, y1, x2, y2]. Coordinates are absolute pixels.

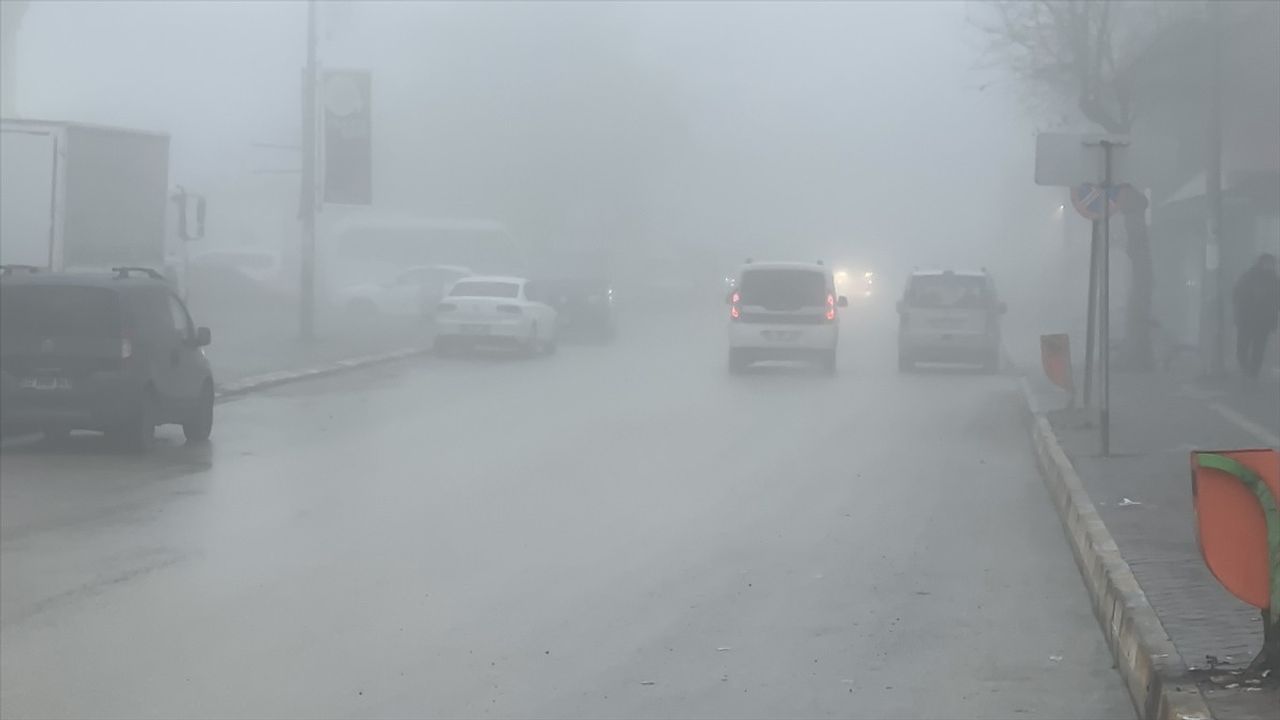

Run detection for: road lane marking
[[1211, 402, 1280, 448]]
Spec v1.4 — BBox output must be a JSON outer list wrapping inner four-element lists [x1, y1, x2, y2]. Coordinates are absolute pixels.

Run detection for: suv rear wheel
[[819, 348, 838, 376], [183, 381, 214, 442], [109, 391, 157, 453]]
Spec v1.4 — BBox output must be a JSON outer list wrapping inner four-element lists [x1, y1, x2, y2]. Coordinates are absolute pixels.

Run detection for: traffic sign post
[[1083, 220, 1099, 409], [1037, 132, 1130, 456], [1088, 137, 1127, 457]]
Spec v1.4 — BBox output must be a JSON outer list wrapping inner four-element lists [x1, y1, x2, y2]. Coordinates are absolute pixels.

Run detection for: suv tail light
[[730, 291, 741, 320], [121, 336, 134, 359], [497, 305, 522, 315], [825, 294, 836, 321]]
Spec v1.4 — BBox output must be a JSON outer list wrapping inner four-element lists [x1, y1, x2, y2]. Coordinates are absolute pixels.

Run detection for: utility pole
[[1099, 140, 1118, 457], [299, 0, 318, 341], [1205, 0, 1226, 376]]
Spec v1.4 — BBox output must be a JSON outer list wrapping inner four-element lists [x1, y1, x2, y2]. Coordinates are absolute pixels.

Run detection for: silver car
[[896, 269, 1006, 372]]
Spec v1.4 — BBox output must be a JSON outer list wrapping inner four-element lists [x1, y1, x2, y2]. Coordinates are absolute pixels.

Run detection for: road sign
[[1070, 183, 1118, 220]]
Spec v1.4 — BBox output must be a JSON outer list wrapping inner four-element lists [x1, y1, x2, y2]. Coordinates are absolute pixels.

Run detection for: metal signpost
[[1087, 138, 1127, 457], [1036, 132, 1130, 456], [1070, 182, 1118, 410]]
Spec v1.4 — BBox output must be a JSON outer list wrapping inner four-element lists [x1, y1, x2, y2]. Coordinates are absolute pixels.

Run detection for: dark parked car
[[534, 250, 616, 341], [0, 266, 214, 450], [545, 274, 616, 341]]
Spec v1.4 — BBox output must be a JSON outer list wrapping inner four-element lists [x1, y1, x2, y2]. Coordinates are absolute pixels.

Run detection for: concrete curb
[[214, 346, 429, 402], [1018, 378, 1214, 720]]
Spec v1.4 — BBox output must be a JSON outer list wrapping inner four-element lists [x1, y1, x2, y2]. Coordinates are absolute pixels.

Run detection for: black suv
[[535, 251, 617, 342], [1, 266, 214, 450]]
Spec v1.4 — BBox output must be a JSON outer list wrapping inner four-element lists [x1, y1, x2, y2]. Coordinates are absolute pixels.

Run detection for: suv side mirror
[[195, 326, 212, 347], [837, 296, 849, 308]]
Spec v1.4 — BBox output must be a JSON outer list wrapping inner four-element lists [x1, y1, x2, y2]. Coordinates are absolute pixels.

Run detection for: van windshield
[[738, 269, 826, 310], [0, 285, 122, 339], [907, 275, 989, 309]]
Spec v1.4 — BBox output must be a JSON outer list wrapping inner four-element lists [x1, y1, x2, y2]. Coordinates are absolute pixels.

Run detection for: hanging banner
[[322, 69, 371, 205]]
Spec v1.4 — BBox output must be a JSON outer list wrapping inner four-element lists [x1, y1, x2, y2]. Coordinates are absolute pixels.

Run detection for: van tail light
[[825, 294, 836, 321], [497, 305, 523, 315], [730, 291, 741, 320], [121, 336, 134, 360]]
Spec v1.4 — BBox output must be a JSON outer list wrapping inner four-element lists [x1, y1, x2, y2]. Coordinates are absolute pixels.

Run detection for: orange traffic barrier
[[1191, 449, 1280, 611], [1040, 333, 1074, 395]]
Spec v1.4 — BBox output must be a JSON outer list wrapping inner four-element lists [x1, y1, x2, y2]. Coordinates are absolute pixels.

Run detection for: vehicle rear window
[[1, 285, 122, 338], [906, 275, 989, 309], [449, 281, 520, 298], [738, 269, 826, 309]]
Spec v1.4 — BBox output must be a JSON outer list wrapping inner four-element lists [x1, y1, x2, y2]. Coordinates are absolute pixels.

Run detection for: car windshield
[[907, 275, 989, 309], [738, 269, 826, 309], [0, 285, 122, 339], [448, 281, 520, 298]]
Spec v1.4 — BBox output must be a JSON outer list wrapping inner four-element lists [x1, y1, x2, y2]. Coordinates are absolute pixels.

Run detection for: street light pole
[[299, 0, 318, 341]]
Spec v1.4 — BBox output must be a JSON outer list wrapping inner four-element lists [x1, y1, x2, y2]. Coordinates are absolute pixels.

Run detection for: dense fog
[[7, 0, 1061, 309]]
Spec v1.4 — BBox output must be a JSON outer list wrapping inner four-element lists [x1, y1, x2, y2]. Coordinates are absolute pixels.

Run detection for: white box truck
[[0, 119, 189, 282]]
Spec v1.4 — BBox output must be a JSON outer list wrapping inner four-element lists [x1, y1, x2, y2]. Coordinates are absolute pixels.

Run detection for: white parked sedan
[[337, 265, 472, 317], [433, 276, 558, 355]]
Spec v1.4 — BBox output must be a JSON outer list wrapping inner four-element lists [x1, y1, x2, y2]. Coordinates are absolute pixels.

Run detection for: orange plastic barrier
[[1040, 333, 1074, 394], [1191, 449, 1280, 610]]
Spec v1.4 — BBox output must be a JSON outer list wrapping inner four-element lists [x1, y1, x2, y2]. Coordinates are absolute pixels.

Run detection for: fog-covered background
[[5, 0, 1061, 300]]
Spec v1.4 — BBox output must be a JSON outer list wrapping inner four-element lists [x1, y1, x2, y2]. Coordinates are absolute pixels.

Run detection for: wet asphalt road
[[1, 305, 1133, 719]]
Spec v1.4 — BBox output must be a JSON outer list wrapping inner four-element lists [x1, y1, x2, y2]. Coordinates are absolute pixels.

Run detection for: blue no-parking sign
[[1070, 183, 1118, 220]]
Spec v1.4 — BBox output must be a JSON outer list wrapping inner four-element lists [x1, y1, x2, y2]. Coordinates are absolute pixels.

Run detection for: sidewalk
[[186, 278, 433, 387], [1021, 355, 1279, 718], [203, 311, 432, 386]]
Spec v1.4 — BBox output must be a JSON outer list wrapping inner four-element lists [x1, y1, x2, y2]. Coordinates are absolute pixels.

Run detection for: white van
[[896, 269, 1006, 372], [727, 261, 847, 374]]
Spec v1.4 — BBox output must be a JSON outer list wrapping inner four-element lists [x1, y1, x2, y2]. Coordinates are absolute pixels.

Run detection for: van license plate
[[21, 376, 71, 390]]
